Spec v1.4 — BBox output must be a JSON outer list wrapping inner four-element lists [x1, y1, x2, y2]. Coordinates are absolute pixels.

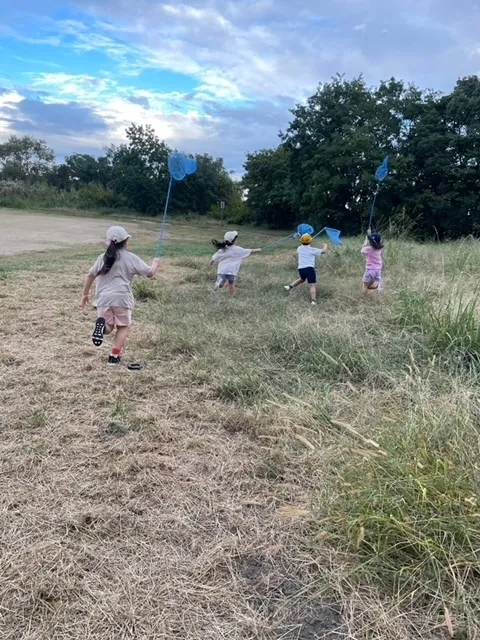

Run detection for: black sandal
[[92, 317, 106, 347]]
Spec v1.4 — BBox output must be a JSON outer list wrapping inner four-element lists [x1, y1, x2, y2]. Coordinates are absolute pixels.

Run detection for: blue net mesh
[[168, 152, 198, 181], [375, 156, 389, 182], [297, 223, 314, 235], [325, 227, 342, 245]]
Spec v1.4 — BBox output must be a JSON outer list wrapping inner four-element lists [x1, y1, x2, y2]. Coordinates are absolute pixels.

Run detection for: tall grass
[[322, 368, 480, 636], [395, 287, 480, 360]]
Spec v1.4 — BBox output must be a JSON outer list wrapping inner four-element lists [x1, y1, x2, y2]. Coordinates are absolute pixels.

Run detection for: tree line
[[0, 124, 246, 221], [2, 74, 480, 237], [243, 75, 480, 238]]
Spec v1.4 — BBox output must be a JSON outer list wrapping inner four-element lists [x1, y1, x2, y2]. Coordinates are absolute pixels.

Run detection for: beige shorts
[[97, 307, 132, 327]]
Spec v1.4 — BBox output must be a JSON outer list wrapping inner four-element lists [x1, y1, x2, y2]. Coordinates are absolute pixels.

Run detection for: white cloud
[[2, 0, 480, 171]]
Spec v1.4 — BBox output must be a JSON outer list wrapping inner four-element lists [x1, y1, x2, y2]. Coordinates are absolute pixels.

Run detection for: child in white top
[[82, 225, 160, 365], [284, 233, 327, 305], [209, 230, 261, 296]]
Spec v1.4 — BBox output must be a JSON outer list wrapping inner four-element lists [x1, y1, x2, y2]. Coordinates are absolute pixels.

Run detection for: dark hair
[[211, 238, 235, 251], [99, 239, 127, 275], [368, 233, 384, 250]]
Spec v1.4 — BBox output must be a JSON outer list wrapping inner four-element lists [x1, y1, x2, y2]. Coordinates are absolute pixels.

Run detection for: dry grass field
[[1, 212, 479, 639]]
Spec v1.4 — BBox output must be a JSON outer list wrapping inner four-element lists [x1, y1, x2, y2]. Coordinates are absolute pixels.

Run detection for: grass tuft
[[133, 280, 159, 301]]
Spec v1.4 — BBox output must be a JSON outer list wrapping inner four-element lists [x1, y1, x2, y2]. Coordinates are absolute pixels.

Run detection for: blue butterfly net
[[375, 156, 389, 183], [168, 152, 197, 181], [297, 223, 314, 235], [325, 227, 342, 246]]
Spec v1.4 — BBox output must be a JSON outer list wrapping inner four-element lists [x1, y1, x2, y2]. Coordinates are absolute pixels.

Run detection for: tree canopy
[[243, 74, 480, 238], [0, 125, 243, 219], [0, 135, 55, 181]]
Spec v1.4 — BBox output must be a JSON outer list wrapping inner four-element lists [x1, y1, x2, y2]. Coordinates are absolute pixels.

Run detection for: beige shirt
[[89, 250, 152, 309]]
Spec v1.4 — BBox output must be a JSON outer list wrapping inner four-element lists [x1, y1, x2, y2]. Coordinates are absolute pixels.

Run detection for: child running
[[361, 231, 384, 294], [82, 226, 160, 365], [209, 230, 261, 296], [284, 234, 327, 305]]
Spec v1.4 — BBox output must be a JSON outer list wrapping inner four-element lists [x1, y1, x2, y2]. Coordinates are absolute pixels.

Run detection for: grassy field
[[1, 219, 479, 639]]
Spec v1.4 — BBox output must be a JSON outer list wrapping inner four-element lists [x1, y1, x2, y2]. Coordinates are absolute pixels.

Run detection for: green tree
[[281, 75, 428, 233], [242, 147, 295, 228], [175, 154, 236, 215], [107, 124, 170, 214], [243, 75, 478, 237], [65, 154, 111, 187], [47, 163, 72, 190], [0, 135, 55, 181]]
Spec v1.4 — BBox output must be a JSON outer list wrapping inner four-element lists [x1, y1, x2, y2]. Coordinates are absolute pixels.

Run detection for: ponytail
[[212, 239, 233, 251], [99, 239, 127, 275]]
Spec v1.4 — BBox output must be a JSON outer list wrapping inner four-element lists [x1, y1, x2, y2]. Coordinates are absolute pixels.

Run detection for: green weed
[[133, 280, 159, 301]]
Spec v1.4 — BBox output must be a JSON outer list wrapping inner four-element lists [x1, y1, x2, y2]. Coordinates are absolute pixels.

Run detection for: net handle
[[156, 176, 173, 258], [262, 234, 295, 250]]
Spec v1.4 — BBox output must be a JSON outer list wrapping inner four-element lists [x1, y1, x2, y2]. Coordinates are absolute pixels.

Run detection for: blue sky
[[0, 0, 479, 172]]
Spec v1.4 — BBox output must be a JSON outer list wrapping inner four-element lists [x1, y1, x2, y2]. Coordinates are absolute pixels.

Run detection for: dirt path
[[0, 209, 143, 256]]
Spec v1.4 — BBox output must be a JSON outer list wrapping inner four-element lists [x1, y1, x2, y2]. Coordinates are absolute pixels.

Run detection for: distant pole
[[220, 200, 225, 222]]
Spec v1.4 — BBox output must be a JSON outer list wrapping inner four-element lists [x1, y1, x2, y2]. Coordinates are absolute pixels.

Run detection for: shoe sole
[[92, 317, 106, 347]]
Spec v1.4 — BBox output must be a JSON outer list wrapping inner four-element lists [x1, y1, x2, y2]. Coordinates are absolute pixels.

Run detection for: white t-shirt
[[297, 245, 323, 269], [211, 245, 252, 275], [89, 249, 152, 309]]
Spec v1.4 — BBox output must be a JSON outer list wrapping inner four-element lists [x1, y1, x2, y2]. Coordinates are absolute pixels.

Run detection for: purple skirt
[[363, 269, 382, 287]]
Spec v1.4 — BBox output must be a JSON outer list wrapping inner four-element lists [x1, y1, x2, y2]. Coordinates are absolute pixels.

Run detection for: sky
[[0, 0, 479, 173]]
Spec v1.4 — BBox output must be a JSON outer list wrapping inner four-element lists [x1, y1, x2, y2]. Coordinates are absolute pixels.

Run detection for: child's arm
[[147, 257, 160, 278], [250, 248, 262, 254], [82, 273, 97, 310], [321, 244, 327, 254]]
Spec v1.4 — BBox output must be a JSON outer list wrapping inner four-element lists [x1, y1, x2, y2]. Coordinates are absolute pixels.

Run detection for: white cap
[[224, 230, 238, 243], [106, 225, 131, 244]]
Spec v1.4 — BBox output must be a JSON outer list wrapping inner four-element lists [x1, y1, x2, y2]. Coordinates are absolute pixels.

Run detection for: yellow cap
[[300, 233, 312, 245]]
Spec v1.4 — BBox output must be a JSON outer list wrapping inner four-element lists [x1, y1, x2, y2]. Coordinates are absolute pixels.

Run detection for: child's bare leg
[[310, 284, 317, 302], [363, 282, 379, 296], [112, 326, 129, 353], [290, 278, 304, 288], [228, 282, 237, 297], [104, 324, 114, 335]]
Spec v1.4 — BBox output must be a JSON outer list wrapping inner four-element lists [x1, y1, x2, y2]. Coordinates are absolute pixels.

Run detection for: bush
[[207, 199, 252, 225], [0, 180, 77, 208], [77, 184, 125, 209], [0, 180, 127, 211]]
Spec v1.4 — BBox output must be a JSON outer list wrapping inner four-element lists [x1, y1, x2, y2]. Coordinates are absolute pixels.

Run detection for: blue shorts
[[215, 274, 236, 289], [298, 267, 316, 284]]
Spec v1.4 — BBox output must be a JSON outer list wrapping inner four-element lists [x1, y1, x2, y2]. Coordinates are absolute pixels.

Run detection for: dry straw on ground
[[1, 216, 479, 639]]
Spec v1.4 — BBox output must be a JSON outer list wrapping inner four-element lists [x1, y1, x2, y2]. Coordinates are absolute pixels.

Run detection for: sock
[[111, 348, 121, 357]]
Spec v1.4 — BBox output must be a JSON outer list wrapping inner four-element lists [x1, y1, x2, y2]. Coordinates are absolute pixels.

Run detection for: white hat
[[106, 225, 131, 244], [224, 230, 238, 243]]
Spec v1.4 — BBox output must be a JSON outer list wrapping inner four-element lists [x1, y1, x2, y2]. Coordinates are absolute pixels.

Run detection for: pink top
[[361, 246, 383, 270]]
